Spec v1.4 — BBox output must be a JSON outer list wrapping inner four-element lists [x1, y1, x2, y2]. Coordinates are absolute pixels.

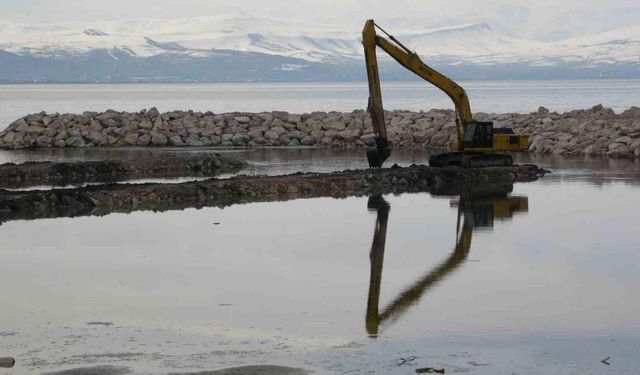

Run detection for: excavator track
[[429, 152, 513, 168]]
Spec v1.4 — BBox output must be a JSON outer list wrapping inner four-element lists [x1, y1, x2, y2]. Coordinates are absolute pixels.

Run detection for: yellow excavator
[[365, 186, 528, 336], [362, 20, 529, 168]]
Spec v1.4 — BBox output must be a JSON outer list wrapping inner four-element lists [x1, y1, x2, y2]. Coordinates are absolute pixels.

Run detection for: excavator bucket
[[367, 137, 391, 169], [367, 148, 386, 169]]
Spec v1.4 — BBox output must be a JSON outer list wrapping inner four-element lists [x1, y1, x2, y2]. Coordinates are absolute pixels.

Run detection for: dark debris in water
[[396, 356, 417, 366], [0, 357, 16, 369], [86, 321, 114, 326], [416, 367, 445, 374], [44, 365, 131, 375]]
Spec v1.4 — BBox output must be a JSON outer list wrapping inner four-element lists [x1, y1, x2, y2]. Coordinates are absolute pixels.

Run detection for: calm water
[[1, 148, 640, 374], [1, 80, 640, 373], [1, 80, 640, 127]]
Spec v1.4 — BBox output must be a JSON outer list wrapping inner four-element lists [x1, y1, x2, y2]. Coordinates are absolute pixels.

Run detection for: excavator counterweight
[[362, 20, 529, 168]]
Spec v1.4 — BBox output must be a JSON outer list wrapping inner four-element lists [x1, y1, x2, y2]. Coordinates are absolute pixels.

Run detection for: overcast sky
[[1, 0, 639, 41]]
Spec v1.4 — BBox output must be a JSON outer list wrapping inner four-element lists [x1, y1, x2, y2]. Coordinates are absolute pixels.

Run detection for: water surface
[[2, 80, 639, 127], [1, 149, 639, 374]]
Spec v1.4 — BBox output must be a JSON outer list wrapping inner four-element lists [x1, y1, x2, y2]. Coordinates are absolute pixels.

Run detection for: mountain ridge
[[0, 14, 638, 82]]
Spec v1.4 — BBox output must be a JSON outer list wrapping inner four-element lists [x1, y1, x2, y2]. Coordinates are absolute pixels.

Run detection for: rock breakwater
[[1, 105, 639, 158]]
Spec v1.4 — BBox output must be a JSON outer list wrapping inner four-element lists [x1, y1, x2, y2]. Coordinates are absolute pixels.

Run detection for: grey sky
[[1, 0, 638, 41]]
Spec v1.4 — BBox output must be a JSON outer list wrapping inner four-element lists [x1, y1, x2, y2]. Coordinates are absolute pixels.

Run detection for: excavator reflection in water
[[365, 185, 528, 337]]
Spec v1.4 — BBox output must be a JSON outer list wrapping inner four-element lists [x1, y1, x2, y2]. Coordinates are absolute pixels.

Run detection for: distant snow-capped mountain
[[0, 14, 638, 83], [0, 14, 360, 62]]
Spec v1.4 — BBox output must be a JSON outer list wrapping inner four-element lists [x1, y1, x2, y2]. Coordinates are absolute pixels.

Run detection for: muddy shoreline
[[0, 164, 546, 223], [0, 152, 246, 188]]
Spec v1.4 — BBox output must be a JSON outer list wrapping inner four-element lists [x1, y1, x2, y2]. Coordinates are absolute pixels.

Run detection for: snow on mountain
[[0, 20, 164, 57], [549, 24, 640, 63], [396, 23, 548, 63], [0, 13, 638, 66], [0, 14, 360, 61]]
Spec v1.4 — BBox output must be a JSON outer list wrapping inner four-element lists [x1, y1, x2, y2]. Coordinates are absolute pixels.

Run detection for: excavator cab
[[462, 121, 494, 149], [463, 121, 527, 153]]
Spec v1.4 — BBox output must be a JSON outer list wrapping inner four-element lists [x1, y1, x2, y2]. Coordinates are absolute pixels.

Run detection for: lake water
[[1, 80, 640, 127], [1, 81, 640, 374], [1, 147, 639, 374]]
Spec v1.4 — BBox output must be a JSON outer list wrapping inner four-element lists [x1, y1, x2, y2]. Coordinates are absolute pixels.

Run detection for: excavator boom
[[362, 19, 528, 168]]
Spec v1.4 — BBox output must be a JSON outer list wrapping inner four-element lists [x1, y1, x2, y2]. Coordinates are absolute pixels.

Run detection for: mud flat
[[1, 105, 639, 157], [0, 152, 246, 188], [0, 164, 546, 223]]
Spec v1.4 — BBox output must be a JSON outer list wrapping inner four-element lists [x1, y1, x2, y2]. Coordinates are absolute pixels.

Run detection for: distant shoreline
[[3, 77, 640, 85]]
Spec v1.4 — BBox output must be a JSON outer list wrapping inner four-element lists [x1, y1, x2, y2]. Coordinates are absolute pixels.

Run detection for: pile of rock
[[0, 164, 546, 223], [1, 105, 639, 158], [0, 152, 246, 188]]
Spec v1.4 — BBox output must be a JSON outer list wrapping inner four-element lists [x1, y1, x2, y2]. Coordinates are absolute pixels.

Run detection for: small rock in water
[[232, 133, 250, 146], [150, 133, 167, 146], [169, 135, 185, 146]]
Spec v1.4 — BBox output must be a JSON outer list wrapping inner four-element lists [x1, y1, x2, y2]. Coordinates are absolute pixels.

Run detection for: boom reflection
[[365, 185, 529, 337]]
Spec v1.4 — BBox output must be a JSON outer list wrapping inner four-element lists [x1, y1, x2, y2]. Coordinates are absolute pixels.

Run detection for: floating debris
[[396, 356, 417, 366], [416, 367, 445, 374], [0, 357, 15, 368]]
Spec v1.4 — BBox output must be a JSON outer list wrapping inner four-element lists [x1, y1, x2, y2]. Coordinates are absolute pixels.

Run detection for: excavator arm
[[363, 19, 473, 168]]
